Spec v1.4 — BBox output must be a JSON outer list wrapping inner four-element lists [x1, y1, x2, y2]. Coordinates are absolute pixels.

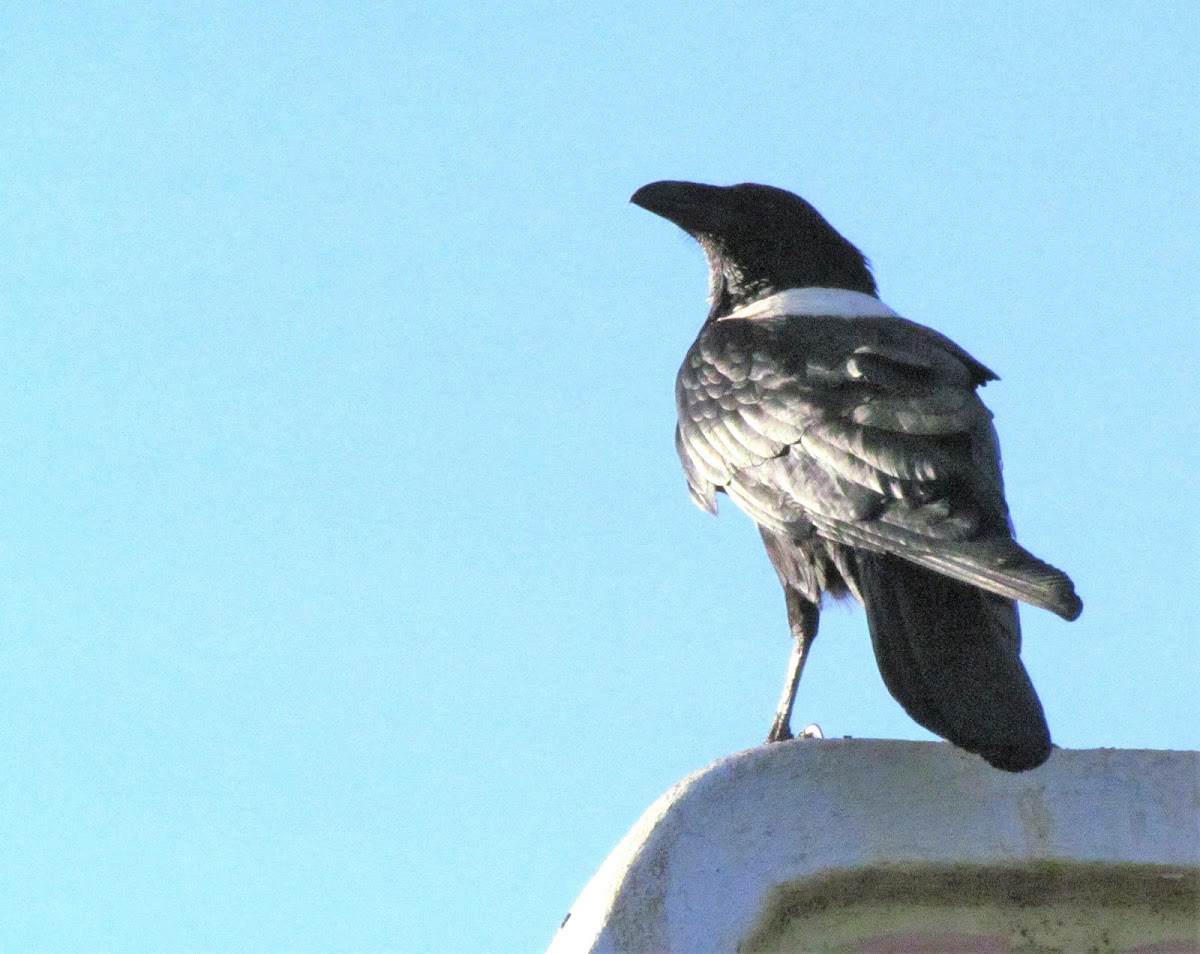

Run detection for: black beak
[[630, 180, 730, 236]]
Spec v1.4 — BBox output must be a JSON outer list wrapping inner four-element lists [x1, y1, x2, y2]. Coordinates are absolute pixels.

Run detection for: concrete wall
[[548, 740, 1199, 953]]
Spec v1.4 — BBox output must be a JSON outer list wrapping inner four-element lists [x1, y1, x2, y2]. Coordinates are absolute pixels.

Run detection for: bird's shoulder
[[675, 313, 994, 436], [673, 310, 1008, 536]]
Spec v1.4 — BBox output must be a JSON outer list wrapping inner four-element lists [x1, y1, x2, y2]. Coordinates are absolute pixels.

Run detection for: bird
[[630, 180, 1082, 772]]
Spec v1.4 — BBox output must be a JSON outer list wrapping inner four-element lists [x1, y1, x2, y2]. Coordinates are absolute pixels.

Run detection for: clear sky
[[2, 2, 1197, 951]]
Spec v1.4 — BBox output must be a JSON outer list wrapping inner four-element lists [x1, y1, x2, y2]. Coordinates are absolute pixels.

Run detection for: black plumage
[[631, 180, 1081, 772]]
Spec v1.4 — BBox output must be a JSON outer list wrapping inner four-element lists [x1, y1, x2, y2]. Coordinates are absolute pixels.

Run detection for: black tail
[[856, 552, 1052, 772]]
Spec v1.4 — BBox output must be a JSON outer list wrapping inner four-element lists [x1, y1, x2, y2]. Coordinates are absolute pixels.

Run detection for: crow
[[631, 180, 1082, 772]]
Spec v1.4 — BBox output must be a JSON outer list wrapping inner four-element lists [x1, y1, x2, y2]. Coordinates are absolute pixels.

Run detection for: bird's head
[[630, 180, 877, 320]]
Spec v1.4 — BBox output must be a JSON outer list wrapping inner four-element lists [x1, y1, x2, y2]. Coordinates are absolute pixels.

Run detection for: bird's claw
[[766, 721, 823, 744]]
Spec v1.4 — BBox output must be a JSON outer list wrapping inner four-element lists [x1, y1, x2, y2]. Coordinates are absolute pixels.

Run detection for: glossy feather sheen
[[675, 305, 1081, 621]]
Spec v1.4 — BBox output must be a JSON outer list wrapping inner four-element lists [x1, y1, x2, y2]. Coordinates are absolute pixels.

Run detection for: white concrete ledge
[[549, 740, 1199, 953]]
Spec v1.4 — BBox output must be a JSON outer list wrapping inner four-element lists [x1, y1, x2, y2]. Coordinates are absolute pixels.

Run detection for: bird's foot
[[766, 721, 823, 744]]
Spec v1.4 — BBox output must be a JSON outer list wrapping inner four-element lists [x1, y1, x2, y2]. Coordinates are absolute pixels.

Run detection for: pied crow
[[631, 180, 1081, 772]]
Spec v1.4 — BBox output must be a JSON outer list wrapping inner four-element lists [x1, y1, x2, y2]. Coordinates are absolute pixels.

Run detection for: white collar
[[721, 287, 898, 321]]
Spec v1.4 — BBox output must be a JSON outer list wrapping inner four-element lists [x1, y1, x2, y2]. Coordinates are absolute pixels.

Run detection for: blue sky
[[1, 2, 1197, 951]]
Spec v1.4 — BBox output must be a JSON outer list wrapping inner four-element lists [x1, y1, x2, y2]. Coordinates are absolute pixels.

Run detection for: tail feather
[[856, 551, 1052, 772]]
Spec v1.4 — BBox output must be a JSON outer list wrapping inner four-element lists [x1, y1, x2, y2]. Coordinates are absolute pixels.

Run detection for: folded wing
[[675, 312, 1081, 621]]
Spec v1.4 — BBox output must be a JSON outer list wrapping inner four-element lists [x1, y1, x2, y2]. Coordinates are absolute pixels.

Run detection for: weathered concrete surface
[[548, 740, 1199, 953]]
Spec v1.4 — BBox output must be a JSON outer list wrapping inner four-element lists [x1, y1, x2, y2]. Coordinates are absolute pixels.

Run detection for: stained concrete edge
[[547, 739, 1200, 954]]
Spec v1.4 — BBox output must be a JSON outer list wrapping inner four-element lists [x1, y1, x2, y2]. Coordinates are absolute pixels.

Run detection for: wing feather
[[674, 310, 1079, 617]]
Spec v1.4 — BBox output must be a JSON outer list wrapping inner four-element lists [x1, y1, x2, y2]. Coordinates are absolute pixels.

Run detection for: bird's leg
[[766, 594, 820, 743]]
